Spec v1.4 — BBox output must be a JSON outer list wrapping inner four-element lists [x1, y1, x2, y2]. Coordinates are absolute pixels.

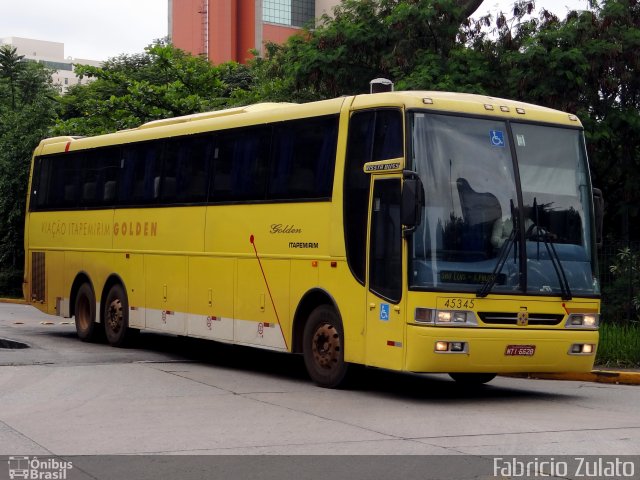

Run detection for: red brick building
[[169, 0, 339, 64]]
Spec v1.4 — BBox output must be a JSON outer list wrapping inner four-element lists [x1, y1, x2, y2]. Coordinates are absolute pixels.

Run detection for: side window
[[160, 140, 180, 202], [162, 136, 213, 203], [45, 153, 81, 209], [211, 127, 271, 202], [177, 136, 212, 203], [372, 111, 403, 161], [119, 142, 162, 205], [344, 109, 403, 284], [369, 178, 402, 303], [80, 147, 120, 207], [31, 157, 48, 210], [268, 116, 338, 200]]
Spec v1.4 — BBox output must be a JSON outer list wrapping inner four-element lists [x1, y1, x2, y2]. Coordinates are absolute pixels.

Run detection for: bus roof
[[38, 91, 582, 155]]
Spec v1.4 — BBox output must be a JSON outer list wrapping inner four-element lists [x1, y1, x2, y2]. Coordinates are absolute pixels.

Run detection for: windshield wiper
[[477, 218, 517, 298], [529, 225, 573, 301]]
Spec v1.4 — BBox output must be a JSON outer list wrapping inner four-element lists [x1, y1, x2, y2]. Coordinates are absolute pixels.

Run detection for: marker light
[[414, 308, 431, 323]]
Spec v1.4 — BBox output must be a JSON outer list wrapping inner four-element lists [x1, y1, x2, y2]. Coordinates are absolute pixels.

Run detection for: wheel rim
[[106, 297, 123, 334], [76, 295, 91, 331], [311, 323, 341, 370]]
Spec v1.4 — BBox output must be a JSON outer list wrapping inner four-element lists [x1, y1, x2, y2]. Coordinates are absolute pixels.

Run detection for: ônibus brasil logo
[[7, 456, 73, 480]]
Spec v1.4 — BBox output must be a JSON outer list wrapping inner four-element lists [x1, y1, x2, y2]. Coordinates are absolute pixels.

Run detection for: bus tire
[[104, 283, 130, 347], [449, 373, 496, 385], [303, 305, 349, 388], [75, 283, 99, 342]]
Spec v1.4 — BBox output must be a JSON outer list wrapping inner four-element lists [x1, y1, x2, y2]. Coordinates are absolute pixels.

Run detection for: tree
[[0, 47, 59, 295], [55, 42, 246, 136], [0, 45, 25, 109], [479, 0, 640, 241], [260, 0, 487, 99]]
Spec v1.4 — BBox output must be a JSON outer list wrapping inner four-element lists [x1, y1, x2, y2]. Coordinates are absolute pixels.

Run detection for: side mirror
[[592, 188, 604, 247], [402, 171, 424, 237]]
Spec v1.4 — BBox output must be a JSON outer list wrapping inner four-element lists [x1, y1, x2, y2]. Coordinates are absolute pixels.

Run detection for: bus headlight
[[565, 313, 599, 329], [415, 308, 477, 326]]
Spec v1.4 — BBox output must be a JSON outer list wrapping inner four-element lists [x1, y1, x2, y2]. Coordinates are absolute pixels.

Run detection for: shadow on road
[[41, 328, 573, 403]]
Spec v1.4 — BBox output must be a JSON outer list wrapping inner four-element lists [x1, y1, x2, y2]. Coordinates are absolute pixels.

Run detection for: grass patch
[[596, 322, 640, 368]]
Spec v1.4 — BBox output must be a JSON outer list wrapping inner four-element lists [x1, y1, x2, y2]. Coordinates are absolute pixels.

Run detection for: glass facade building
[[263, 0, 315, 27]]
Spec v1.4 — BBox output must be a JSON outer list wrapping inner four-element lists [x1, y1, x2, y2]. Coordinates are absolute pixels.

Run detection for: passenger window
[[211, 127, 271, 202], [45, 153, 81, 209], [80, 147, 120, 206], [119, 142, 162, 205], [268, 116, 338, 200]]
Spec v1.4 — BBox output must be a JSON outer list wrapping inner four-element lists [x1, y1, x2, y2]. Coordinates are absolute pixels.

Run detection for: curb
[[0, 298, 26, 305], [504, 370, 640, 386]]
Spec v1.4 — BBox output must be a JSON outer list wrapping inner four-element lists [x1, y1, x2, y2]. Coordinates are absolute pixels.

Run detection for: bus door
[[365, 175, 405, 370]]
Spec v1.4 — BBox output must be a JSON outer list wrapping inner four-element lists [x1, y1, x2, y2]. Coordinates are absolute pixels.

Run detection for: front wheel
[[303, 305, 349, 388], [449, 373, 496, 385], [103, 284, 132, 347]]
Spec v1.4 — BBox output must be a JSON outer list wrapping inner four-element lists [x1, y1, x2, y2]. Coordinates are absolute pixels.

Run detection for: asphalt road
[[1, 302, 639, 459]]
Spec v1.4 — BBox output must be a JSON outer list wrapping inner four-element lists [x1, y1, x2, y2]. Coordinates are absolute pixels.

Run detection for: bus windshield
[[409, 112, 598, 297]]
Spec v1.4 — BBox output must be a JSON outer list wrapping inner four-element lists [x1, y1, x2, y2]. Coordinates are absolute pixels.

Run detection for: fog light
[[435, 341, 467, 353], [569, 343, 596, 355]]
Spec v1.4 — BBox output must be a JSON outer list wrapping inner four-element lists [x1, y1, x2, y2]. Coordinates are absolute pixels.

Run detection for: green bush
[[602, 246, 640, 323], [596, 322, 640, 368], [0, 266, 23, 298]]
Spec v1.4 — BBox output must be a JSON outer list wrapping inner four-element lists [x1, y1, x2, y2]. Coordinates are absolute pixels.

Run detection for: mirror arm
[[403, 225, 417, 238]]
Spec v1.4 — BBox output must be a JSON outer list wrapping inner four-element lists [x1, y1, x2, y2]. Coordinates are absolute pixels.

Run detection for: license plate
[[505, 345, 536, 356]]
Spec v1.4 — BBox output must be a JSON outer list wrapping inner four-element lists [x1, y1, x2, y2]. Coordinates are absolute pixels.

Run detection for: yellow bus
[[23, 90, 602, 387]]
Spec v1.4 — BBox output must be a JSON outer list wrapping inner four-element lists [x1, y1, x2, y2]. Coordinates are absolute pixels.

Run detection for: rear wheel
[[449, 373, 496, 385], [303, 305, 349, 388], [104, 284, 131, 347], [75, 283, 99, 342]]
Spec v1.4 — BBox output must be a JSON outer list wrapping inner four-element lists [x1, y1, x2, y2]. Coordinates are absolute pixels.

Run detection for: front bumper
[[405, 325, 598, 373]]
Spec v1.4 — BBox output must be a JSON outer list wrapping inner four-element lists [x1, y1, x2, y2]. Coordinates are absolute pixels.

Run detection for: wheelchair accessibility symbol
[[380, 303, 390, 321], [490, 130, 505, 147]]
